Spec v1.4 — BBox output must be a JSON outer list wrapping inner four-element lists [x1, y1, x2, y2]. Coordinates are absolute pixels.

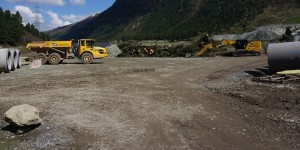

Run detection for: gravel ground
[[0, 56, 299, 149]]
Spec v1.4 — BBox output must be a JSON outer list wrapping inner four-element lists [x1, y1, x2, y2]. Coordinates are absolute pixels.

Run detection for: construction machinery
[[195, 40, 263, 57], [26, 39, 108, 65]]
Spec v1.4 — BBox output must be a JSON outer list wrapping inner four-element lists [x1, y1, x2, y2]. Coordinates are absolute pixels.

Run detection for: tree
[[7, 11, 24, 45], [0, 7, 8, 44], [0, 7, 50, 45]]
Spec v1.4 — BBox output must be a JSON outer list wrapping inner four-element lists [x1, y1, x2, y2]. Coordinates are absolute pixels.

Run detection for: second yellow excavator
[[196, 40, 263, 57]]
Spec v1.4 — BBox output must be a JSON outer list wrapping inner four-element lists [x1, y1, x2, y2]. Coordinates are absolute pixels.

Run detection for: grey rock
[[4, 104, 42, 127], [106, 44, 122, 57]]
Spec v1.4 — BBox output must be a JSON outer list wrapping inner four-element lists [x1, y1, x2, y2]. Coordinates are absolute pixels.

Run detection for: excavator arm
[[195, 40, 235, 57], [195, 43, 213, 57]]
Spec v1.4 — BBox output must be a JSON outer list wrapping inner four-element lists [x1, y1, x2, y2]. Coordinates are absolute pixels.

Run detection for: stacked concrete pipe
[[268, 42, 300, 71], [0, 49, 13, 73], [10, 49, 18, 71], [16, 50, 21, 68], [10, 49, 21, 70]]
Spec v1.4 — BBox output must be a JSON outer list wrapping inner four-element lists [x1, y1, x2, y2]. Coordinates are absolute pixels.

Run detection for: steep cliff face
[[49, 0, 300, 41]]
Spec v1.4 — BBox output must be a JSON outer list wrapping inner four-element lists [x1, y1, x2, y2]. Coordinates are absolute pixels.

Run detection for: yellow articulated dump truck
[[26, 39, 108, 65]]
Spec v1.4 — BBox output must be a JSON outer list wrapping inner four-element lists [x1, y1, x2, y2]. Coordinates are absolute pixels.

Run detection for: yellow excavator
[[195, 39, 263, 57]]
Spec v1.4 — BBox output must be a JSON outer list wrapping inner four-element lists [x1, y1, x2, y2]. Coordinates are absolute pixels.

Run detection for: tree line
[[0, 7, 50, 46]]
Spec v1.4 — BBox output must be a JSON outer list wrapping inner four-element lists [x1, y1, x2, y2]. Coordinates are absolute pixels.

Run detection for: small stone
[[46, 127, 50, 130], [289, 119, 295, 123], [212, 127, 216, 130]]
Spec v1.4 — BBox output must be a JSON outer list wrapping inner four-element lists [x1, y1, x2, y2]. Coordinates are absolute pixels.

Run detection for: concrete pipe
[[16, 50, 21, 68], [10, 49, 18, 71], [0, 49, 13, 73], [11, 49, 21, 69], [268, 42, 300, 71]]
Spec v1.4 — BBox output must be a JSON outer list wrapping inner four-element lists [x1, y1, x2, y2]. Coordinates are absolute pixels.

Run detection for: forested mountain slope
[[50, 0, 300, 41]]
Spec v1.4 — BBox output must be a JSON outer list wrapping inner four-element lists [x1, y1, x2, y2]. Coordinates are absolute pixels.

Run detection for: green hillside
[[50, 0, 300, 41]]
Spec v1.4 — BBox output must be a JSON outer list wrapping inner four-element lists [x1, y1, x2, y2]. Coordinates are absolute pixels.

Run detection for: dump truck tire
[[81, 53, 93, 64], [37, 53, 48, 65], [48, 53, 61, 65]]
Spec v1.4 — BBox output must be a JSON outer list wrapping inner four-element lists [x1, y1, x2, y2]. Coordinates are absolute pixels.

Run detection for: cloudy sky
[[0, 0, 116, 31]]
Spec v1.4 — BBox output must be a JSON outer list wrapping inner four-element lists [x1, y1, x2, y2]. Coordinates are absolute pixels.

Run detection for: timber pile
[[253, 74, 300, 84]]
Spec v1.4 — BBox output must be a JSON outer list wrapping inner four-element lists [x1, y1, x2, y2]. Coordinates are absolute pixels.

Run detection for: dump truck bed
[[27, 41, 73, 49]]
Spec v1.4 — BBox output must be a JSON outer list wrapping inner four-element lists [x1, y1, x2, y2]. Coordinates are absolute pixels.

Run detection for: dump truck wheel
[[81, 53, 93, 64], [37, 53, 48, 65], [48, 53, 61, 65]]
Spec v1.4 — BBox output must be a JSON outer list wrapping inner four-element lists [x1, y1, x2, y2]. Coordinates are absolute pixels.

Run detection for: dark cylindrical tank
[[268, 42, 300, 71]]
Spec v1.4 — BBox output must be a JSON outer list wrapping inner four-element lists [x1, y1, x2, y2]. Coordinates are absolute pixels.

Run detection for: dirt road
[[0, 56, 299, 149]]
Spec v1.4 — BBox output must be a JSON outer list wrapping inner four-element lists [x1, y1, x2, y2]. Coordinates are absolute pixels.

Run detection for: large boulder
[[107, 44, 122, 57], [4, 104, 42, 127]]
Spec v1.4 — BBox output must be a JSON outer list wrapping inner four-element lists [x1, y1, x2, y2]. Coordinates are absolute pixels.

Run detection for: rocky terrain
[[213, 24, 300, 41], [0, 56, 299, 149]]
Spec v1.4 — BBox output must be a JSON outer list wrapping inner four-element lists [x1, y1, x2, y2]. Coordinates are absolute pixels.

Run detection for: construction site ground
[[0, 56, 299, 149]]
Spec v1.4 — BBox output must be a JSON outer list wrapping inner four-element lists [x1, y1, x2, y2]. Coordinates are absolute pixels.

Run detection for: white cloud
[[47, 10, 71, 28], [6, 0, 65, 6], [14, 5, 44, 25], [70, 0, 86, 5], [61, 14, 88, 23]]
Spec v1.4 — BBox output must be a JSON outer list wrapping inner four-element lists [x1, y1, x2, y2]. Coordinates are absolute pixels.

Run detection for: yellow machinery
[[27, 39, 107, 65], [196, 39, 263, 57]]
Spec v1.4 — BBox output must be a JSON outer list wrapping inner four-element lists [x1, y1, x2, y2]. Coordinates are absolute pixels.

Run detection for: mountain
[[49, 0, 300, 41]]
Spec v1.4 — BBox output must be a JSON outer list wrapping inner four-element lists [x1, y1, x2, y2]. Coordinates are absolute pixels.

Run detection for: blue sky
[[0, 0, 116, 31]]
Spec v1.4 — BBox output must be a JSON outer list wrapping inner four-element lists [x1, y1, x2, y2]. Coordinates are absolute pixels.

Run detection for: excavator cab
[[234, 40, 249, 50]]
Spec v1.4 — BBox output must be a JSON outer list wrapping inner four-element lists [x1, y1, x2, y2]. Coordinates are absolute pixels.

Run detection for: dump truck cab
[[77, 39, 108, 64]]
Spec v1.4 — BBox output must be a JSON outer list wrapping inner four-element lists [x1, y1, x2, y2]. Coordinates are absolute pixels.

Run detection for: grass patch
[[283, 16, 300, 24]]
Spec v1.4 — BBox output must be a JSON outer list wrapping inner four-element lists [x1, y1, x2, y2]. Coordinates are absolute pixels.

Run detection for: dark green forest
[[118, 0, 300, 40], [51, 0, 300, 41], [0, 7, 50, 46]]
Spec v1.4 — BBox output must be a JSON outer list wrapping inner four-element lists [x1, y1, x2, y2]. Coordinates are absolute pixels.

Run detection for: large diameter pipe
[[9, 49, 17, 71], [10, 49, 21, 69], [16, 50, 21, 68], [0, 49, 13, 73], [0, 49, 8, 72], [268, 42, 300, 71]]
